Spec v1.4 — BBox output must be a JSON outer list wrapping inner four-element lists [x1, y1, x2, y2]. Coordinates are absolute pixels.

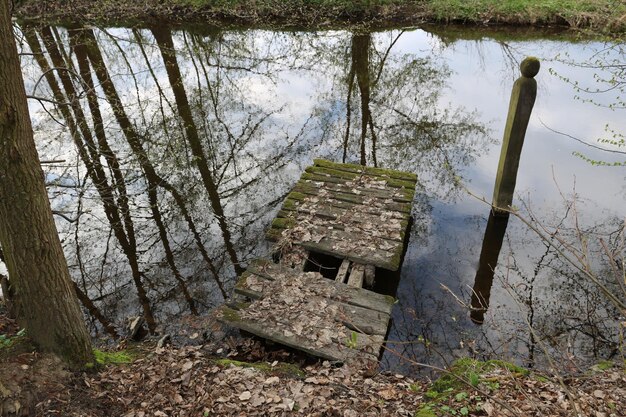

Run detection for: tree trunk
[[0, 2, 93, 368]]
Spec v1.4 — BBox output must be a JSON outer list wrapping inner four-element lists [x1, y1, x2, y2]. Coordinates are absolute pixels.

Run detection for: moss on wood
[[212, 358, 306, 378]]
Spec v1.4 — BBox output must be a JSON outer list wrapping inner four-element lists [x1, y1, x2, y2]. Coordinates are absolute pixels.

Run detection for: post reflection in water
[[470, 211, 509, 324]]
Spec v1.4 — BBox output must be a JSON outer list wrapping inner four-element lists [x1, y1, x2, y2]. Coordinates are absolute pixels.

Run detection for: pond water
[[15, 24, 625, 375]]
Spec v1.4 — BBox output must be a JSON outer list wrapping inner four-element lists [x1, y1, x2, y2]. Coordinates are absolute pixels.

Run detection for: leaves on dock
[[273, 173, 413, 271], [237, 271, 352, 351]]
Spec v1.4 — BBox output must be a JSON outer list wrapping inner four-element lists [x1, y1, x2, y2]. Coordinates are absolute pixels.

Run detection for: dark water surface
[[15, 25, 625, 375]]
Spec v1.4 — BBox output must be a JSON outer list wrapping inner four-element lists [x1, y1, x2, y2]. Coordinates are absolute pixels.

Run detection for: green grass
[[430, 358, 529, 393], [415, 358, 531, 417], [0, 328, 26, 349], [0, 331, 36, 362], [180, 0, 625, 31], [426, 0, 625, 27]]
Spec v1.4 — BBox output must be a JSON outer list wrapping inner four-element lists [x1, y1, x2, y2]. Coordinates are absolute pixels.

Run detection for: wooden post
[[492, 57, 540, 215]]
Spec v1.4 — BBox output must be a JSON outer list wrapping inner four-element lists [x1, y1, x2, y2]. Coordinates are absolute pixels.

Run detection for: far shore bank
[[14, 0, 626, 34]]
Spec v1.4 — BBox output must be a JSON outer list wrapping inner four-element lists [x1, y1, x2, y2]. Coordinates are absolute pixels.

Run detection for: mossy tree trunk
[[0, 1, 93, 368]]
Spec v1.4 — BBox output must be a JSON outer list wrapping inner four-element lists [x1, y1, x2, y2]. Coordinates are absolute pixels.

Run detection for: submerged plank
[[364, 265, 376, 287]]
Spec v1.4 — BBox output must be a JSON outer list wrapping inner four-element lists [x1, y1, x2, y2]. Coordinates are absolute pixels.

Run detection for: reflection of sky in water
[[16, 26, 625, 372]]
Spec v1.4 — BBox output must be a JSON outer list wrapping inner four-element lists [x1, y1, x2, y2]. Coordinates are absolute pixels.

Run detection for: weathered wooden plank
[[271, 212, 406, 243], [299, 240, 402, 271], [225, 160, 417, 364], [266, 226, 404, 270], [283, 191, 412, 215], [300, 173, 417, 202], [313, 159, 418, 182], [305, 166, 416, 190], [265, 230, 402, 270], [295, 179, 414, 203], [245, 261, 395, 314], [268, 220, 405, 245], [347, 264, 365, 288], [276, 208, 406, 234], [218, 306, 380, 362], [289, 186, 410, 215], [233, 275, 389, 336], [335, 259, 350, 283], [339, 302, 388, 336]]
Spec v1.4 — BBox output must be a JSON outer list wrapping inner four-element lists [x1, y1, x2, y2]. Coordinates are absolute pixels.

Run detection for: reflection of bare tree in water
[[19, 27, 506, 350], [386, 198, 625, 375], [24, 25, 156, 334], [70, 26, 208, 313], [20, 25, 318, 335], [311, 30, 494, 375], [501, 203, 625, 368], [343, 34, 377, 166], [151, 27, 244, 277], [320, 30, 490, 202]]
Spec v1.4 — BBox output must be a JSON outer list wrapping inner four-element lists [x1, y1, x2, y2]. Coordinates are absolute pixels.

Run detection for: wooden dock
[[219, 159, 417, 364]]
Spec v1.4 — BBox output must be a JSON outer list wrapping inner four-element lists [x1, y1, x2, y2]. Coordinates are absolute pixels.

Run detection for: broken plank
[[347, 264, 365, 288], [218, 306, 380, 362], [335, 259, 350, 283], [245, 262, 395, 314], [364, 265, 376, 288]]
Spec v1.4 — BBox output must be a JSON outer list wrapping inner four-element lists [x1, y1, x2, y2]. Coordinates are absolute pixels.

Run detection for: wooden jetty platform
[[219, 159, 417, 364]]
